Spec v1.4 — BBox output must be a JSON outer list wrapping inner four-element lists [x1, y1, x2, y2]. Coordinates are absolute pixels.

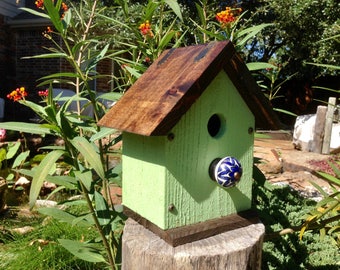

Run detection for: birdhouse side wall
[[122, 133, 168, 229], [164, 71, 255, 229]]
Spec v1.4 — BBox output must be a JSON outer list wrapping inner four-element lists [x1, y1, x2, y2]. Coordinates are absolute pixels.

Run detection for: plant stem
[[80, 181, 116, 270]]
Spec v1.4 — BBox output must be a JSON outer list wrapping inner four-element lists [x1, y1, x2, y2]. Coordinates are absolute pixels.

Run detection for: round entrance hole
[[207, 114, 225, 137]]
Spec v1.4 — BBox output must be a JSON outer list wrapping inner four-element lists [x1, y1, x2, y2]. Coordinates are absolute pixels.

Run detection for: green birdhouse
[[99, 41, 275, 246]]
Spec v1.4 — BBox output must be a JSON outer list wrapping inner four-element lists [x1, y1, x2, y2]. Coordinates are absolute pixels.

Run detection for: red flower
[[139, 21, 154, 37], [35, 0, 44, 9], [38, 89, 49, 97], [7, 87, 28, 102]]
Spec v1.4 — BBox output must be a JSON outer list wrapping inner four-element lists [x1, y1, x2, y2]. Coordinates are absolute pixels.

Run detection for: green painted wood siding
[[122, 71, 254, 230]]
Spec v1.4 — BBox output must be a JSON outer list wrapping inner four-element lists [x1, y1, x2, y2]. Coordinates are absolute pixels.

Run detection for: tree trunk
[[122, 218, 265, 270]]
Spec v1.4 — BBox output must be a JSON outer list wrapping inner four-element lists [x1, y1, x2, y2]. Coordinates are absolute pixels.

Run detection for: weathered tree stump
[[122, 218, 265, 270]]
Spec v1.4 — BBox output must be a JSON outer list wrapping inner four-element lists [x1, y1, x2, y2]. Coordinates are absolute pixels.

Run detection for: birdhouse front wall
[[122, 71, 254, 230]]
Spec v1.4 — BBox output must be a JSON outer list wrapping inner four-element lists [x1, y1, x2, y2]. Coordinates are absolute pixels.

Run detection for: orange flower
[[216, 7, 242, 27], [139, 21, 154, 37], [61, 2, 68, 12], [35, 0, 44, 9], [7, 87, 28, 102]]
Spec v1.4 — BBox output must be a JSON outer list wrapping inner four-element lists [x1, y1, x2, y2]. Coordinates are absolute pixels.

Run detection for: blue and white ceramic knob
[[209, 157, 242, 188]]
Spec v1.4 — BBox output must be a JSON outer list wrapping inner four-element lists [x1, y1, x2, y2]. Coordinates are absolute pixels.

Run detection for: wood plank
[[124, 207, 260, 247], [322, 97, 336, 154], [312, 106, 327, 153]]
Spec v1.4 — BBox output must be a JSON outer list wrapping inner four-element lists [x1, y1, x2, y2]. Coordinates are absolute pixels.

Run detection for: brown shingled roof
[[98, 41, 282, 136]]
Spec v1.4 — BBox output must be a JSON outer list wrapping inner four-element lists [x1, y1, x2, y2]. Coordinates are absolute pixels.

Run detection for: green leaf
[[273, 108, 297, 117], [75, 170, 93, 192], [58, 239, 106, 263], [39, 72, 81, 80], [159, 30, 176, 51], [6, 142, 21, 159], [0, 122, 52, 135], [94, 191, 111, 226], [12, 150, 30, 168], [19, 7, 50, 19], [45, 175, 78, 189], [90, 127, 117, 142], [317, 172, 340, 186], [309, 180, 329, 198], [44, 0, 64, 33], [164, 0, 183, 21], [29, 150, 64, 209], [236, 23, 273, 47], [21, 100, 48, 119], [38, 207, 76, 224], [71, 137, 105, 180], [22, 52, 68, 59], [72, 213, 95, 226], [195, 3, 206, 27], [305, 62, 340, 70], [247, 62, 277, 71]]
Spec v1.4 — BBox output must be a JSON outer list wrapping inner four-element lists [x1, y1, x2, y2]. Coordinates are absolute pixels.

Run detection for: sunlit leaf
[[29, 150, 64, 209], [71, 137, 105, 180], [12, 150, 30, 168], [6, 142, 21, 160], [0, 122, 52, 135], [58, 239, 106, 263], [164, 0, 183, 21], [247, 62, 277, 71], [75, 170, 93, 192]]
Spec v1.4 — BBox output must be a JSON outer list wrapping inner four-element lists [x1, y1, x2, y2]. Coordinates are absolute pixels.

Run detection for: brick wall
[[0, 14, 15, 98]]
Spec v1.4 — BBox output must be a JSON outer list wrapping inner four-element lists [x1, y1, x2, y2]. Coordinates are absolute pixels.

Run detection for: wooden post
[[322, 97, 337, 154], [312, 106, 327, 153], [122, 218, 265, 270]]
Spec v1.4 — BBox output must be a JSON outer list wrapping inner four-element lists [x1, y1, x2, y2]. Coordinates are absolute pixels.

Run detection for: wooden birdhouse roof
[[98, 41, 282, 136]]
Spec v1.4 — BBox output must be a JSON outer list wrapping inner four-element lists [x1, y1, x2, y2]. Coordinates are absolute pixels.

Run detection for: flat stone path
[[254, 135, 336, 199]]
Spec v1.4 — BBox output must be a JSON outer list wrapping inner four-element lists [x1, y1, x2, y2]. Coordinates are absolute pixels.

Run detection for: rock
[[35, 199, 58, 208], [11, 226, 35, 235], [14, 176, 30, 188]]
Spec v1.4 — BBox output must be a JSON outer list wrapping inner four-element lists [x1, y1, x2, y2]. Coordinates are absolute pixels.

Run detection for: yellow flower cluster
[[139, 21, 154, 37], [216, 7, 242, 27]]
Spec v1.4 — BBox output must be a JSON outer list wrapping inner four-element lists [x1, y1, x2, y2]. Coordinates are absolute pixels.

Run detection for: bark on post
[[312, 106, 327, 153], [122, 218, 265, 270]]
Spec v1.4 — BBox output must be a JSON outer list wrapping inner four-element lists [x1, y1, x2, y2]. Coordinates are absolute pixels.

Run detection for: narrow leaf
[[247, 62, 277, 71], [58, 239, 106, 263], [29, 150, 64, 209], [75, 170, 93, 192], [164, 0, 183, 21], [94, 191, 111, 226], [71, 137, 105, 180], [0, 122, 52, 135], [6, 142, 21, 159], [12, 150, 30, 168]]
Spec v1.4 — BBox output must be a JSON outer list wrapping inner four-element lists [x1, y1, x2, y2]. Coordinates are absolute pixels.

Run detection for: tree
[[244, 0, 340, 79]]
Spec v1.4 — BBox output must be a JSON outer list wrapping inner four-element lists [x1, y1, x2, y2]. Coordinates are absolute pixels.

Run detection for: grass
[[0, 205, 107, 270]]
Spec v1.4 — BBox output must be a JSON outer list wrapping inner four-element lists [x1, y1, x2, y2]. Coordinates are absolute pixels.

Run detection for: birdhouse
[[99, 41, 272, 245]]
